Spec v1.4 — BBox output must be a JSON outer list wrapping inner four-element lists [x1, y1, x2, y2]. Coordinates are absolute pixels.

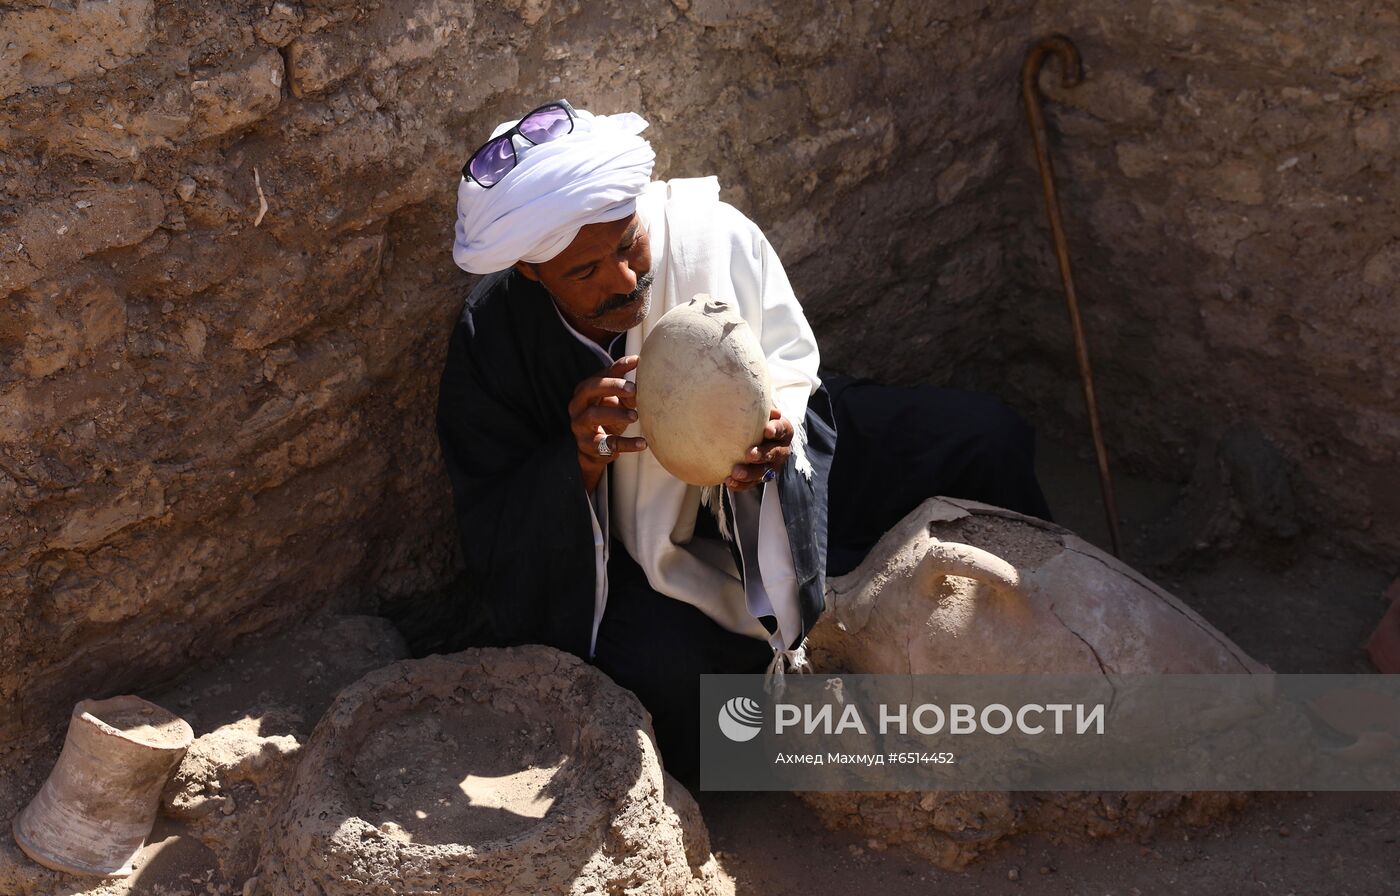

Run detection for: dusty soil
[[701, 790, 1399, 896], [347, 703, 566, 846]]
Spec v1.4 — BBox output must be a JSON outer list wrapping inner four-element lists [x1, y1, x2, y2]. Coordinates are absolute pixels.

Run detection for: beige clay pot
[[13, 695, 193, 877], [636, 294, 771, 485]]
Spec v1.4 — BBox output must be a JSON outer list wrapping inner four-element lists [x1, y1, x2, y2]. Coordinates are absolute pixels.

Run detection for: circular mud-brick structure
[[252, 646, 728, 896]]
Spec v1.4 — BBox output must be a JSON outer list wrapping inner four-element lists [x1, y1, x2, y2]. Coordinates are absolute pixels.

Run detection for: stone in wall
[[0, 0, 155, 101], [0, 184, 165, 295], [286, 32, 364, 98]]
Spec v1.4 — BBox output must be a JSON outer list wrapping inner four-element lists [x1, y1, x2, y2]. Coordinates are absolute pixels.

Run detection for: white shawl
[[607, 177, 821, 642]]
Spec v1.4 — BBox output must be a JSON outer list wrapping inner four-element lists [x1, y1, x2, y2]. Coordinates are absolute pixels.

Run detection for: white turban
[[452, 107, 656, 274]]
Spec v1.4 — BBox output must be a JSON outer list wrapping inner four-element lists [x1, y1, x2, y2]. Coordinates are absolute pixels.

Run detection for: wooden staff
[[1021, 34, 1123, 557]]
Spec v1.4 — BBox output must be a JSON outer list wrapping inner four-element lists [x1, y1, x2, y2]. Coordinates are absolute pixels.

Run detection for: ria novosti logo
[[717, 696, 764, 742]]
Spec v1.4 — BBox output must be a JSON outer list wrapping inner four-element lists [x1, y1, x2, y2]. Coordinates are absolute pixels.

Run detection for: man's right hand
[[570, 355, 647, 493]]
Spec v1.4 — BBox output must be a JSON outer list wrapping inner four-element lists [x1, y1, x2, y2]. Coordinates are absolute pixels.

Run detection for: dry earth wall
[[0, 0, 1031, 746], [993, 1, 1400, 559]]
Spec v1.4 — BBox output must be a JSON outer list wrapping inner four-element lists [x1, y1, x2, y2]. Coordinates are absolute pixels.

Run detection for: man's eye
[[575, 266, 597, 280]]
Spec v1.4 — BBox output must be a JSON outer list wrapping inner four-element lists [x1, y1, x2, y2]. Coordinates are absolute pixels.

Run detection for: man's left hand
[[725, 408, 793, 491]]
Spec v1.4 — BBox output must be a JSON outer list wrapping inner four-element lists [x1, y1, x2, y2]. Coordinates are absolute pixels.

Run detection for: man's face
[[515, 214, 653, 339]]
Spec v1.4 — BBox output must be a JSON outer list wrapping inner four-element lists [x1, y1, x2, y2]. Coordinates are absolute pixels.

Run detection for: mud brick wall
[[0, 0, 1031, 745], [995, 1, 1400, 558]]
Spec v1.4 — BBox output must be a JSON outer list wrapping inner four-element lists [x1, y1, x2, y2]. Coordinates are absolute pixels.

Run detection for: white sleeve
[[717, 203, 821, 427]]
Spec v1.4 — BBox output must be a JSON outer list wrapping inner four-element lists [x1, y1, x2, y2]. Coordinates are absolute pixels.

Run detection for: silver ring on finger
[[596, 435, 614, 457]]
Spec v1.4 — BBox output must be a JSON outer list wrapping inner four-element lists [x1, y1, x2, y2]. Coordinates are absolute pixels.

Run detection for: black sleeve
[[434, 278, 599, 658]]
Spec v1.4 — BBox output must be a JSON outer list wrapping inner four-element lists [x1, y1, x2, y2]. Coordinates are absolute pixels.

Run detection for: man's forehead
[[551, 214, 638, 268]]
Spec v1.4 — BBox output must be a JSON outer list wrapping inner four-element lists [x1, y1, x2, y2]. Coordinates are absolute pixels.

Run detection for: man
[[438, 101, 1050, 780]]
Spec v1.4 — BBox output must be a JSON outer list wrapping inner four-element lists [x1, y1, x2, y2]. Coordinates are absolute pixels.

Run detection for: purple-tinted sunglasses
[[462, 100, 576, 188]]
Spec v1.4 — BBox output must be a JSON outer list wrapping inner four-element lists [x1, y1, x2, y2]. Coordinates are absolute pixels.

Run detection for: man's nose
[[604, 257, 637, 295]]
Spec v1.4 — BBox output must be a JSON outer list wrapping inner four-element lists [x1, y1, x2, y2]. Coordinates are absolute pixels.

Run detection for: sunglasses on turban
[[462, 99, 577, 188]]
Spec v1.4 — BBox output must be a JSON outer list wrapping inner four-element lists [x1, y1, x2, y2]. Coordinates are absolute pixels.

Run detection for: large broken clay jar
[[13, 696, 193, 877], [636, 294, 771, 485], [252, 646, 729, 896], [800, 497, 1268, 869], [808, 497, 1268, 676]]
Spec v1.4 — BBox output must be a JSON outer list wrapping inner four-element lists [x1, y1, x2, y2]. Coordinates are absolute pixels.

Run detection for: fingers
[[724, 410, 794, 489], [570, 376, 637, 415], [588, 430, 648, 457], [571, 356, 640, 405], [739, 410, 793, 464], [724, 463, 762, 490], [575, 404, 637, 434], [610, 354, 641, 375], [760, 410, 793, 445], [725, 454, 786, 490], [744, 443, 792, 467], [574, 357, 644, 479]]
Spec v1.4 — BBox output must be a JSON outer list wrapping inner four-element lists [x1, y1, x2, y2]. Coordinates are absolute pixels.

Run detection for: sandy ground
[[701, 791, 1399, 896]]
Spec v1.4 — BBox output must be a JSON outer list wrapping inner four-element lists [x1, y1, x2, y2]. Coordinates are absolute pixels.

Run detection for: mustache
[[588, 271, 654, 319]]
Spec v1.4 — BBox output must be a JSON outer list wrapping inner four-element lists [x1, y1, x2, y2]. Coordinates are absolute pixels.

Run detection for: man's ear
[[514, 260, 540, 282]]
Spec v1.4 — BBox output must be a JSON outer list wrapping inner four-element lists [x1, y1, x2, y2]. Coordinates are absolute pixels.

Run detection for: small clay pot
[[636, 294, 772, 485], [13, 695, 193, 877]]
